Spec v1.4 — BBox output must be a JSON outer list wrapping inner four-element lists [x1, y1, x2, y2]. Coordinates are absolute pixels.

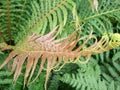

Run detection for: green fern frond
[[0, 0, 27, 42], [76, 0, 120, 36], [99, 51, 120, 82], [112, 51, 120, 61], [0, 70, 12, 85], [0, 0, 78, 44], [61, 59, 120, 90], [60, 59, 102, 90], [27, 0, 78, 33]]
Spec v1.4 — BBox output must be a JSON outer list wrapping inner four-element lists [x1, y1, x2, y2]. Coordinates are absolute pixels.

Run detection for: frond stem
[[6, 0, 11, 44], [83, 8, 120, 21], [28, 0, 67, 32]]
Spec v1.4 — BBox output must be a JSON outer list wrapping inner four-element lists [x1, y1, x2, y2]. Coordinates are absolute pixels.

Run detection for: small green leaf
[[112, 52, 120, 61]]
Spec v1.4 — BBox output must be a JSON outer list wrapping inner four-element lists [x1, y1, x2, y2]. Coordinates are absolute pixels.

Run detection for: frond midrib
[[82, 8, 120, 22], [28, 0, 67, 32]]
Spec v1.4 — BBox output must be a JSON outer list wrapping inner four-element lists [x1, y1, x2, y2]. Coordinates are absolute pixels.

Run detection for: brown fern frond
[[0, 27, 120, 90]]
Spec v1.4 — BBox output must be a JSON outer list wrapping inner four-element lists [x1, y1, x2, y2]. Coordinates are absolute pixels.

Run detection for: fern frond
[[0, 0, 78, 43], [76, 0, 120, 36], [0, 0, 27, 43], [60, 59, 101, 90], [27, 0, 78, 32], [98, 50, 120, 82], [0, 70, 12, 85], [61, 62, 120, 90], [0, 27, 120, 90]]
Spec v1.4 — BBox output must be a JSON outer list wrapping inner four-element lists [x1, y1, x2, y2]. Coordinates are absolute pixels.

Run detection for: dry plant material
[[88, 0, 98, 12], [0, 27, 120, 90]]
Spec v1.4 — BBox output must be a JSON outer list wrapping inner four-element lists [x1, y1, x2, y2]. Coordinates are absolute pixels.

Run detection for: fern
[[0, 70, 12, 90], [112, 51, 120, 61], [0, 71, 12, 84], [28, 72, 45, 90], [97, 49, 120, 82], [47, 74, 60, 90], [60, 59, 101, 90], [0, 0, 120, 90], [0, 27, 120, 90], [76, 0, 120, 36], [0, 0, 78, 43], [60, 58, 120, 90]]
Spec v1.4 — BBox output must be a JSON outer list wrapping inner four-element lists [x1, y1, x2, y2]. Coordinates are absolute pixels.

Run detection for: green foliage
[[0, 71, 12, 84], [76, 0, 120, 36], [0, 0, 120, 90], [28, 72, 45, 90], [60, 56, 120, 90], [47, 63, 79, 90], [98, 49, 120, 81], [0, 0, 78, 43], [0, 70, 12, 90], [60, 59, 102, 90], [47, 74, 60, 90], [0, 66, 45, 90]]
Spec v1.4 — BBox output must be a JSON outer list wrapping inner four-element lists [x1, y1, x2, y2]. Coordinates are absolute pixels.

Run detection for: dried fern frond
[[0, 27, 120, 90]]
